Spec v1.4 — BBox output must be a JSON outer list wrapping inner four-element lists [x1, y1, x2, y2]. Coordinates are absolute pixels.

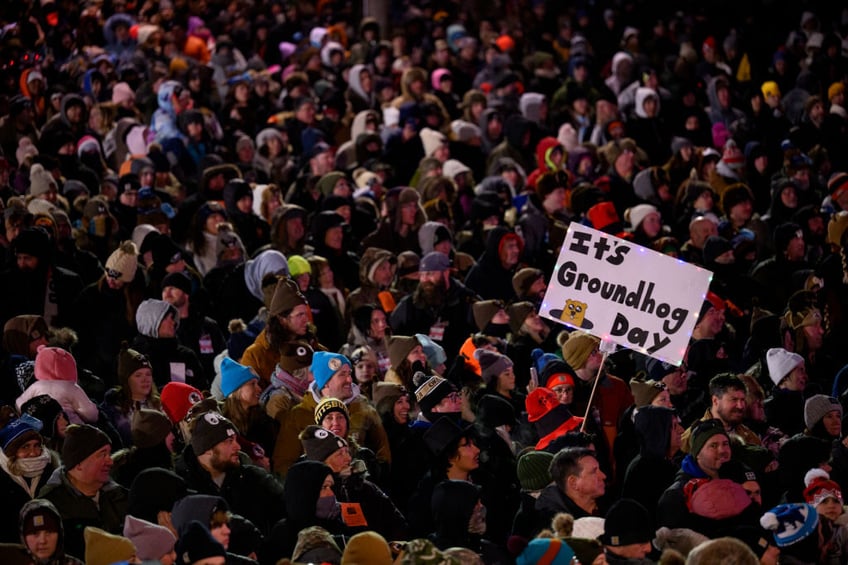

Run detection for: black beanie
[[62, 424, 111, 469]]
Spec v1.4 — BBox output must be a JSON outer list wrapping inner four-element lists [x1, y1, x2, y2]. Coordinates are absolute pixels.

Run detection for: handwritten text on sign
[[540, 223, 712, 365]]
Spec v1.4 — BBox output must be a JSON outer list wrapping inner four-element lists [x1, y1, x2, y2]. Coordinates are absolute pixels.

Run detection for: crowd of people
[[0, 0, 847, 563]]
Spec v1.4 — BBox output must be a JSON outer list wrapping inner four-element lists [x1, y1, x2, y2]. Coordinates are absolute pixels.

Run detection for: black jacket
[[174, 444, 286, 537]]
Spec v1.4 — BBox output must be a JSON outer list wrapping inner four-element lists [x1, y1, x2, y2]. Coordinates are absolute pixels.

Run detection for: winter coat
[[129, 334, 206, 390], [390, 277, 478, 361], [174, 443, 285, 536], [0, 449, 60, 543], [38, 468, 129, 559], [16, 381, 98, 426], [0, 498, 84, 564], [272, 382, 391, 476], [334, 464, 408, 540]]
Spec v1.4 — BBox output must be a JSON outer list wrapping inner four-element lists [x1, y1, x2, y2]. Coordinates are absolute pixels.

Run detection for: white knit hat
[[419, 127, 447, 158], [105, 241, 139, 283], [28, 163, 56, 198], [766, 347, 804, 386], [626, 203, 660, 230]]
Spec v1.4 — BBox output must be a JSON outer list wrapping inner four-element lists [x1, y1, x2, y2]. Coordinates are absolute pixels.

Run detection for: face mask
[[315, 495, 339, 520], [411, 360, 427, 374]]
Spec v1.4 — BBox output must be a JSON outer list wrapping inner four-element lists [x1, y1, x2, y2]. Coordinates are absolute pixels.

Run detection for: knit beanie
[[341, 531, 392, 565], [105, 241, 139, 283], [803, 469, 843, 507], [760, 503, 819, 547], [84, 527, 137, 565], [299, 425, 347, 462], [28, 163, 56, 198], [686, 478, 752, 519], [474, 349, 513, 385], [20, 395, 64, 439], [117, 344, 151, 388], [512, 268, 544, 298], [279, 340, 314, 373], [472, 299, 505, 332], [2, 315, 48, 357], [828, 172, 848, 202], [601, 498, 654, 546], [562, 331, 599, 369], [804, 395, 842, 431], [630, 379, 667, 407], [190, 412, 237, 456], [314, 397, 350, 427], [131, 408, 172, 449], [626, 203, 659, 230], [507, 301, 536, 334], [542, 361, 576, 390], [765, 347, 804, 386], [269, 276, 308, 317], [176, 521, 227, 563], [0, 413, 42, 456], [721, 183, 754, 215], [287, 255, 311, 278], [516, 450, 554, 491], [387, 335, 419, 369], [220, 356, 258, 398], [123, 515, 176, 562], [34, 345, 77, 382], [135, 299, 178, 338], [311, 351, 352, 391], [420, 127, 447, 157], [160, 382, 204, 424], [516, 538, 575, 565], [215, 224, 246, 263], [414, 372, 456, 415], [689, 419, 730, 457], [416, 333, 447, 369], [161, 271, 193, 295], [62, 424, 111, 469], [20, 500, 61, 537], [112, 81, 135, 105], [372, 382, 408, 416]]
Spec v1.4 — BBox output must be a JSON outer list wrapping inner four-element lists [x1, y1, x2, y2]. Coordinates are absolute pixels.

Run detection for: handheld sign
[[540, 223, 712, 365]]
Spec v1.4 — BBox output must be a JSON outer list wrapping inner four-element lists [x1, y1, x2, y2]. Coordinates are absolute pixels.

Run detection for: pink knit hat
[[34, 345, 77, 382]]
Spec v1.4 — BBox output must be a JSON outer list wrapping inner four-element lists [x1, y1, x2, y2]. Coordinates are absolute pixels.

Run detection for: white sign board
[[540, 223, 713, 365]]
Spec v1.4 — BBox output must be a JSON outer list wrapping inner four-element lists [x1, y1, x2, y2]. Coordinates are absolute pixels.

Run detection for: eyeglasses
[[105, 268, 122, 280]]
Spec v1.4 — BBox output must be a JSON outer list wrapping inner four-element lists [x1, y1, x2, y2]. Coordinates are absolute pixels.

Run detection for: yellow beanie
[[562, 331, 600, 370], [84, 527, 137, 565], [828, 82, 845, 102], [761, 81, 780, 99]]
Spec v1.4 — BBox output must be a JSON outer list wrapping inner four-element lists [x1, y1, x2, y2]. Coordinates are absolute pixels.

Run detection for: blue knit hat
[[760, 503, 819, 547], [220, 356, 258, 398], [516, 538, 576, 565], [311, 352, 351, 391]]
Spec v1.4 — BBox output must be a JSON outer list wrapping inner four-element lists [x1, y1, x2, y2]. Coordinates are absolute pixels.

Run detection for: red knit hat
[[525, 387, 560, 422], [160, 382, 203, 424], [804, 469, 843, 507]]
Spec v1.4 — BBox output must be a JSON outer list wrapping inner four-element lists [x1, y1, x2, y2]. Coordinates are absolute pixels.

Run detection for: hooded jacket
[[151, 81, 185, 144], [0, 498, 84, 564], [621, 407, 678, 521], [464, 226, 523, 301]]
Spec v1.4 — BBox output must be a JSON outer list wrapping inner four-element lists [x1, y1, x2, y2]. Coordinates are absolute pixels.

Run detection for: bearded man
[[390, 251, 479, 360], [174, 411, 285, 536]]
